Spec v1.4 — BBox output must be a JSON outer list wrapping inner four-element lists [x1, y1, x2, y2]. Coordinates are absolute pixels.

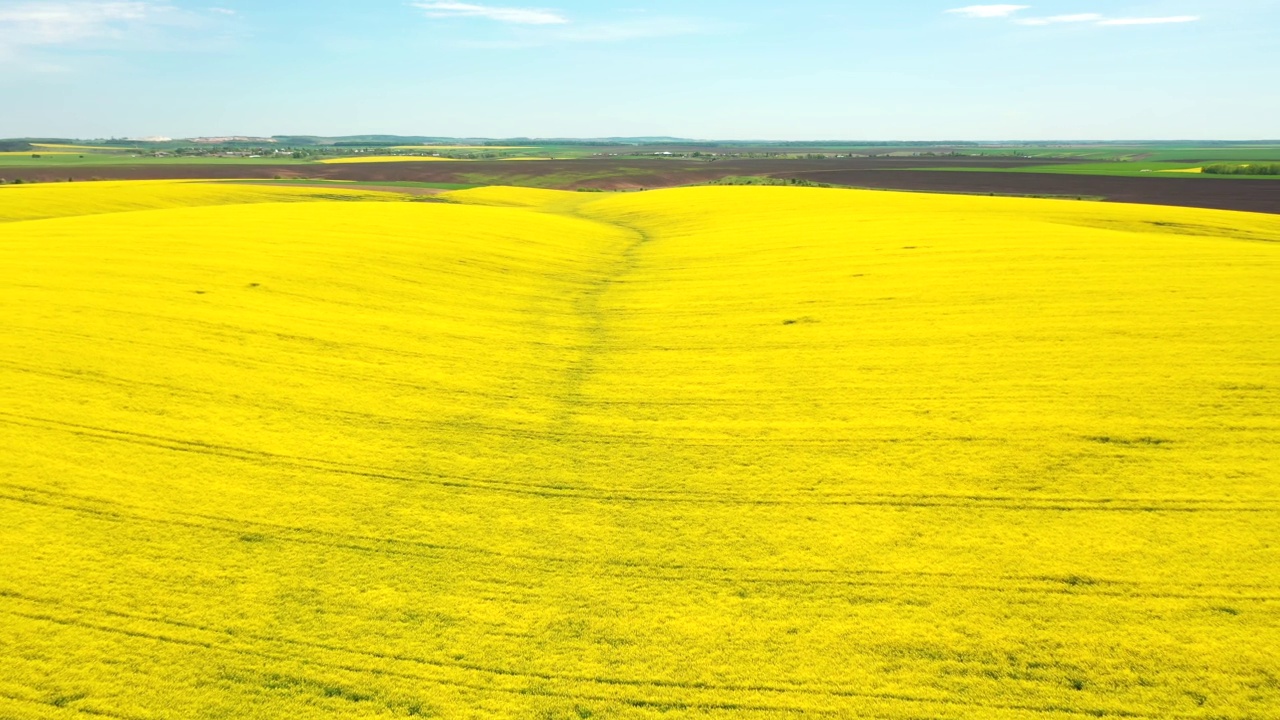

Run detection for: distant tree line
[[1202, 163, 1280, 176]]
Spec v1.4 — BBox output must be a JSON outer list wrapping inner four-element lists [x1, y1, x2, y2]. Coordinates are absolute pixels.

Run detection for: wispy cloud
[[0, 1, 237, 73], [411, 1, 568, 25], [419, 2, 709, 47], [1098, 15, 1199, 25], [946, 5, 1029, 18], [554, 17, 705, 43], [1015, 13, 1102, 26], [948, 6, 1201, 27], [455, 17, 707, 48], [0, 1, 163, 46]]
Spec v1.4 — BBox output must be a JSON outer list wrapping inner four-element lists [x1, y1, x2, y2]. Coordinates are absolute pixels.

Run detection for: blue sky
[[1, 0, 1276, 140]]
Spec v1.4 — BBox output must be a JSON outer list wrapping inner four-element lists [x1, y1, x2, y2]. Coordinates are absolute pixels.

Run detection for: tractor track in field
[[0, 594, 1223, 720], [550, 207, 655, 426], [5, 483, 1280, 603], [4, 413, 1277, 513]]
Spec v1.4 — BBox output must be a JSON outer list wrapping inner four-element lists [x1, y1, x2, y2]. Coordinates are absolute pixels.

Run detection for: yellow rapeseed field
[[390, 146, 535, 151], [30, 144, 134, 152], [1, 181, 1277, 719], [0, 180, 409, 223], [318, 156, 467, 164]]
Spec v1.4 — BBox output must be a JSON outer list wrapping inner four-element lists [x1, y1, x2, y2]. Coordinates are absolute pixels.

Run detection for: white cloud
[[554, 17, 704, 43], [1015, 12, 1102, 25], [949, 7, 1202, 28], [0, 1, 235, 71], [946, 5, 1030, 18], [455, 17, 707, 48], [210, 7, 236, 15], [1098, 15, 1199, 25], [411, 1, 568, 25], [0, 1, 163, 45]]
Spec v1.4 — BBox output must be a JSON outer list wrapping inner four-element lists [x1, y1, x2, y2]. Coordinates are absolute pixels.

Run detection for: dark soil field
[[228, 181, 451, 196], [776, 168, 1280, 215], [9, 156, 1060, 184], [10, 156, 1278, 214]]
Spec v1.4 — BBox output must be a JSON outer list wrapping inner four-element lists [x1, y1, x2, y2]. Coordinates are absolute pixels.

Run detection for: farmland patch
[[1, 182, 1276, 717]]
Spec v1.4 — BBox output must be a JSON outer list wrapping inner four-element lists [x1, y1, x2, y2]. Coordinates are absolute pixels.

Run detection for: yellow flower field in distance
[[30, 144, 137, 152], [391, 145, 536, 151], [318, 156, 468, 164], [0, 180, 410, 224], [0, 182, 1277, 719]]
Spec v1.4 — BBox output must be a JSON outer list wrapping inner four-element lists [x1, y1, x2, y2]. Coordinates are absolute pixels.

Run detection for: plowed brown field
[[8, 156, 1278, 213]]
